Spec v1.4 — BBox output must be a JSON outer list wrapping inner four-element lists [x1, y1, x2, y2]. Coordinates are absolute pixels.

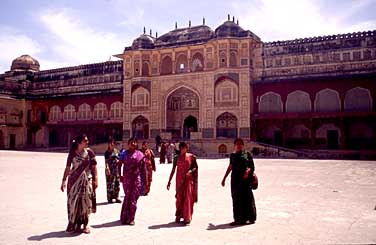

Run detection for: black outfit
[[230, 151, 257, 223]]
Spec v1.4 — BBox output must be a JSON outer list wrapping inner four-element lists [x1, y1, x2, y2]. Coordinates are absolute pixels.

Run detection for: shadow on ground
[[148, 221, 186, 229], [96, 201, 122, 206], [91, 220, 123, 229], [207, 222, 254, 230], [28, 230, 81, 241]]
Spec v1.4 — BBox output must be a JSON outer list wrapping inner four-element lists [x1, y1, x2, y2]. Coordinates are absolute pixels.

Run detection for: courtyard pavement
[[0, 150, 375, 245]]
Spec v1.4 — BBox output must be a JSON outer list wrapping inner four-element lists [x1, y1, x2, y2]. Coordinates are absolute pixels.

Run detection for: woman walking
[[119, 137, 147, 225], [104, 138, 121, 203], [60, 134, 98, 234], [167, 142, 198, 225], [221, 138, 256, 226]]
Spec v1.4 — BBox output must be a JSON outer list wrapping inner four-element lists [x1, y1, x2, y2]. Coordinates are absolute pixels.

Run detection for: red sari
[[174, 153, 198, 222]]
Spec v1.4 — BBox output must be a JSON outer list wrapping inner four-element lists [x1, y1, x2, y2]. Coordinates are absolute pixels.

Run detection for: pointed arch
[[132, 115, 149, 139], [160, 55, 172, 75], [191, 52, 204, 72], [286, 90, 311, 112], [132, 86, 150, 107], [259, 92, 283, 113], [77, 103, 91, 120], [93, 103, 108, 120], [314, 88, 341, 112], [344, 87, 372, 112], [216, 112, 238, 138]]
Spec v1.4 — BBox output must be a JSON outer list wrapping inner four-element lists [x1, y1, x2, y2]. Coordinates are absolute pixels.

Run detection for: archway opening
[[166, 87, 199, 139], [132, 116, 149, 139], [183, 115, 198, 139]]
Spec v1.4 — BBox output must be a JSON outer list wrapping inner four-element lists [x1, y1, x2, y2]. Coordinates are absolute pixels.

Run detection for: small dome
[[11, 54, 40, 72], [132, 34, 155, 49], [215, 21, 246, 38]]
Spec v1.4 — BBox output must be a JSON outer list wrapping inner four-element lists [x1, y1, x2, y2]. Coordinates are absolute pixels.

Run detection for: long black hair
[[70, 133, 87, 153]]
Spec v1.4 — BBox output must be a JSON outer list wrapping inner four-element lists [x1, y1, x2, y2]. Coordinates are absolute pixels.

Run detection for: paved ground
[[0, 150, 375, 245]]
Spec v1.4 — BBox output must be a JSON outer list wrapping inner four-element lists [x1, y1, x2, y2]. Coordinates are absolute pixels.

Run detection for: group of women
[[60, 135, 257, 233]]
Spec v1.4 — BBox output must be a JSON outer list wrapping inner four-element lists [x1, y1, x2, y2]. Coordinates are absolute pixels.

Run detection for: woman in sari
[[60, 134, 98, 234], [159, 142, 167, 164], [119, 137, 147, 225], [221, 138, 256, 226], [104, 138, 121, 203], [167, 142, 198, 225], [141, 141, 156, 196], [143, 148, 155, 195]]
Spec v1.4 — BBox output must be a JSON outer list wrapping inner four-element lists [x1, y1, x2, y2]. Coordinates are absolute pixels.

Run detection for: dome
[[155, 25, 214, 47], [132, 34, 155, 49], [215, 20, 247, 38], [11, 54, 40, 72]]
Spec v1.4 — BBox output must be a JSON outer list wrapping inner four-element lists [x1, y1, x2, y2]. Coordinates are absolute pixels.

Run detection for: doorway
[[9, 134, 16, 149], [274, 130, 283, 146], [327, 130, 339, 149], [183, 116, 198, 139]]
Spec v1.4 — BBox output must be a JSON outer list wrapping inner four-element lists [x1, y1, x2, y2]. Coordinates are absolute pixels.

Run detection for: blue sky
[[0, 0, 375, 73]]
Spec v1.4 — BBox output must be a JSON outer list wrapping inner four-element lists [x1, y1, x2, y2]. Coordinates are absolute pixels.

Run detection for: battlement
[[264, 30, 376, 48]]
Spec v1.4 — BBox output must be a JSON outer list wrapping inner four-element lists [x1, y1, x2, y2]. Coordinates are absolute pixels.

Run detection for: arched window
[[132, 115, 149, 139], [259, 92, 283, 113], [229, 51, 238, 67], [110, 101, 123, 119], [215, 79, 238, 105], [286, 90, 311, 112], [63, 104, 76, 121], [77, 103, 91, 120], [191, 52, 204, 72], [142, 62, 150, 76], [49, 105, 61, 121], [134, 60, 140, 76], [314, 89, 341, 112], [216, 112, 238, 138], [93, 103, 108, 120], [160, 56, 172, 75], [344, 87, 372, 112], [132, 87, 150, 107], [176, 54, 188, 73]]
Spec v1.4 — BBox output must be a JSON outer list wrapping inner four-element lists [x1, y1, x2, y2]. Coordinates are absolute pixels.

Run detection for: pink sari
[[174, 153, 198, 222]]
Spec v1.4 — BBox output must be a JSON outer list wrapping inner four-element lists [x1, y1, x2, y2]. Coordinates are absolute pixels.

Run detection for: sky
[[0, 0, 375, 73]]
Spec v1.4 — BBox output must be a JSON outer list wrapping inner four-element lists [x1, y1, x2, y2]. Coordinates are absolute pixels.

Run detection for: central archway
[[166, 87, 199, 139]]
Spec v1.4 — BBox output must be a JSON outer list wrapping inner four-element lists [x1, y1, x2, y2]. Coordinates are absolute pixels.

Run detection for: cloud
[[232, 0, 375, 41], [38, 8, 126, 67], [0, 26, 42, 73]]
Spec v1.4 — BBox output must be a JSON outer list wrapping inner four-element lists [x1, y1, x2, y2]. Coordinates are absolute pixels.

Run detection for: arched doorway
[[183, 115, 198, 139], [166, 87, 199, 139], [216, 112, 238, 138], [49, 129, 59, 147], [132, 115, 149, 139]]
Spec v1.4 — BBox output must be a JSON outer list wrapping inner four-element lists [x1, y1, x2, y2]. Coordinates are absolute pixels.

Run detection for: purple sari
[[119, 149, 146, 224]]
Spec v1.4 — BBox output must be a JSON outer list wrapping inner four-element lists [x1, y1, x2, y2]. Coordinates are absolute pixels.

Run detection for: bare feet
[[82, 226, 91, 234]]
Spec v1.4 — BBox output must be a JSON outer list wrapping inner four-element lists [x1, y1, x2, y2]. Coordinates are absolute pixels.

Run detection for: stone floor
[[0, 150, 375, 245]]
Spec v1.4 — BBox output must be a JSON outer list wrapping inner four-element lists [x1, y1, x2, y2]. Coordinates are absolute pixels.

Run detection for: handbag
[[251, 173, 258, 190]]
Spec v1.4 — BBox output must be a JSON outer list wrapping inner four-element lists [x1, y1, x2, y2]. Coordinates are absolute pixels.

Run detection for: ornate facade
[[0, 17, 375, 156]]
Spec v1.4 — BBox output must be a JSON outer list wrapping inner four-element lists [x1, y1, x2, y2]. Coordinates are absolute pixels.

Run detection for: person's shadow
[[91, 220, 122, 229], [207, 222, 254, 230], [148, 221, 185, 229], [96, 201, 121, 206], [28, 231, 81, 241]]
